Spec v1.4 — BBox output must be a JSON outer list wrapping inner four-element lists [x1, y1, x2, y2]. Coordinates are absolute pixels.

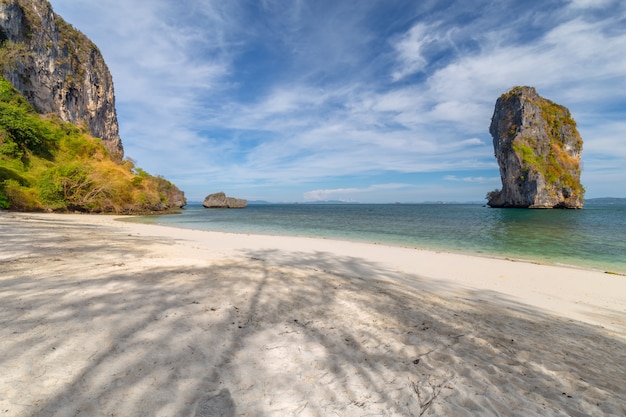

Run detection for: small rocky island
[[202, 192, 247, 208], [487, 86, 584, 209]]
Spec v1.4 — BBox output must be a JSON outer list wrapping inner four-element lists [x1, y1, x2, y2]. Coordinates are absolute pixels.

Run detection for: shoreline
[[123, 216, 625, 276], [6, 211, 626, 333], [123, 205, 626, 276], [2, 211, 625, 416]]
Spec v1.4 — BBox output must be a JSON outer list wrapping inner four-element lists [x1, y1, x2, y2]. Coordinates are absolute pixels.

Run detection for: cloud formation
[[49, 0, 626, 202]]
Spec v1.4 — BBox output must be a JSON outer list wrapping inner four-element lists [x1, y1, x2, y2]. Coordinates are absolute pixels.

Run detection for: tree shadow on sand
[[1, 214, 625, 416]]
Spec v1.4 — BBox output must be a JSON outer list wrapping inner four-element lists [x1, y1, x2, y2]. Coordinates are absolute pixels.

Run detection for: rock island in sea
[[203, 192, 247, 208], [487, 86, 584, 209]]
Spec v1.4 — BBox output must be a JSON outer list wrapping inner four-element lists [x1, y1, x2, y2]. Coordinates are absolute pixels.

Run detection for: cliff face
[[0, 0, 122, 158], [487, 86, 584, 209]]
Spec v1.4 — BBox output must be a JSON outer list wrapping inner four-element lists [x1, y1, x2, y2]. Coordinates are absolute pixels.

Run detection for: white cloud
[[444, 175, 499, 184], [567, 0, 616, 9], [460, 138, 485, 146], [46, 0, 626, 201], [303, 184, 415, 202], [426, 16, 626, 103], [391, 22, 446, 81]]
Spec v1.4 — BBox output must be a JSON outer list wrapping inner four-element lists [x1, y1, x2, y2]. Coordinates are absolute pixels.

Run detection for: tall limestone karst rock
[[487, 86, 584, 209], [0, 0, 123, 158]]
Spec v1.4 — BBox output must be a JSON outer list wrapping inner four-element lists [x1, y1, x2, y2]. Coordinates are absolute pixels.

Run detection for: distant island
[[584, 197, 626, 205], [203, 192, 247, 208]]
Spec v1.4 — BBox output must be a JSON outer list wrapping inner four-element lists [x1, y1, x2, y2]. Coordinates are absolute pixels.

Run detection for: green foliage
[[0, 184, 9, 209], [0, 101, 59, 158], [505, 86, 584, 198], [134, 167, 149, 177], [0, 76, 32, 109], [0, 165, 28, 185], [513, 139, 541, 169], [0, 136, 20, 157], [512, 135, 583, 194], [0, 40, 31, 73], [537, 97, 581, 150], [2, 178, 40, 210], [39, 162, 86, 207], [500, 86, 526, 101], [0, 78, 61, 159], [0, 76, 185, 212]]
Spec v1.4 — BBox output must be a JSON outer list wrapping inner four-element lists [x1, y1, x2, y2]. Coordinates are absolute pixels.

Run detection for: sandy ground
[[1, 211, 625, 417]]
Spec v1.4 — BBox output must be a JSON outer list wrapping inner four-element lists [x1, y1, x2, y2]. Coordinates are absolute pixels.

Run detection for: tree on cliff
[[0, 77, 185, 212], [0, 1, 186, 212]]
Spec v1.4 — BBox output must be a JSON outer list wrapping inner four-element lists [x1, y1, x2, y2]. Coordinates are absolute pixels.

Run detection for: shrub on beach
[[0, 77, 185, 213]]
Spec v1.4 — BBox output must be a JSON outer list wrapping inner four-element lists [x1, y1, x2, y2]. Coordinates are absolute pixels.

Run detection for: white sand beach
[[1, 211, 625, 416]]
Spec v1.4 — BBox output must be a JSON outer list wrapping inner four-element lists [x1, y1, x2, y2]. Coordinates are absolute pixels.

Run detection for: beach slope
[[1, 212, 625, 416]]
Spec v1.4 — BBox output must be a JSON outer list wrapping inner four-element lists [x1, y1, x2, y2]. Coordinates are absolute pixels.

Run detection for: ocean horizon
[[126, 201, 626, 275]]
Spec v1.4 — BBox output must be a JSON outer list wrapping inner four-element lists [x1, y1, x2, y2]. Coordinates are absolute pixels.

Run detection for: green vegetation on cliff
[[508, 86, 584, 198], [0, 77, 184, 212]]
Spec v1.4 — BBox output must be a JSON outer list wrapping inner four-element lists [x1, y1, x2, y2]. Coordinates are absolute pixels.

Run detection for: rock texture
[[0, 0, 123, 158], [203, 192, 247, 209], [487, 86, 584, 209], [166, 189, 187, 210]]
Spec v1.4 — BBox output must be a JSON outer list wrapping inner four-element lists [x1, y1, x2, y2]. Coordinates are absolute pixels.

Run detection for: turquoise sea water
[[127, 202, 626, 274]]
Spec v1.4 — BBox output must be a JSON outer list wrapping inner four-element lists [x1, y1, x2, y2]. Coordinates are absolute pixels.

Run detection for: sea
[[126, 202, 626, 274]]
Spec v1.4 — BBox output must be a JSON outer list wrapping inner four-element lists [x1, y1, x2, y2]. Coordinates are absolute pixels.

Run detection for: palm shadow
[[1, 213, 625, 416]]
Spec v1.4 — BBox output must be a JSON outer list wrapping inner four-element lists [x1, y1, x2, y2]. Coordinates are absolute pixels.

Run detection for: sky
[[48, 0, 626, 203]]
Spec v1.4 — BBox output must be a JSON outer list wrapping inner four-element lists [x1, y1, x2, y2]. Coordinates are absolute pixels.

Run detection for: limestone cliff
[[487, 86, 584, 209], [0, 0, 122, 158], [203, 192, 247, 209]]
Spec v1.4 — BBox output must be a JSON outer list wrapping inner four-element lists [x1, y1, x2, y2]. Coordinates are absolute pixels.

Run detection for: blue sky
[[49, 0, 626, 203]]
